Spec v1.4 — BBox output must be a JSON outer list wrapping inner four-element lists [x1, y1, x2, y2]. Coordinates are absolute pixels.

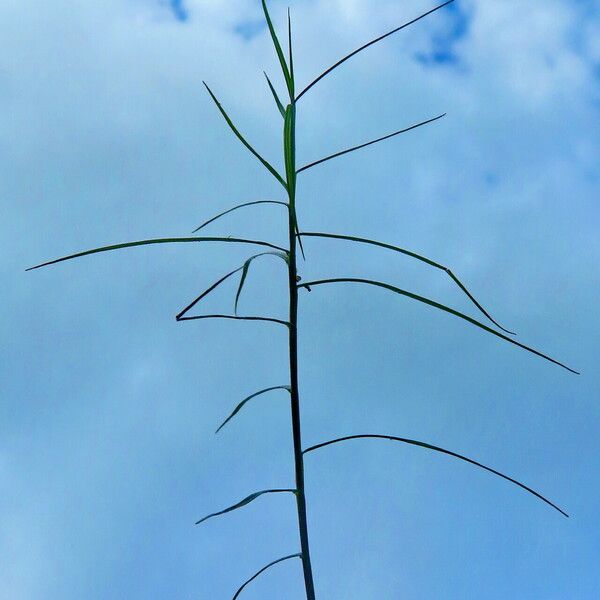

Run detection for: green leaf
[[261, 0, 294, 100], [195, 489, 296, 525], [216, 385, 291, 433], [193, 200, 287, 233], [232, 554, 302, 600], [303, 434, 568, 517], [297, 114, 446, 174], [297, 232, 515, 335], [264, 72, 286, 118], [234, 252, 288, 315], [295, 0, 455, 101], [203, 82, 287, 189], [27, 237, 287, 271], [287, 8, 294, 86], [297, 278, 579, 374]]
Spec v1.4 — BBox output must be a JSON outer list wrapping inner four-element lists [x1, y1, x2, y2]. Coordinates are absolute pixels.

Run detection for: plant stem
[[285, 101, 316, 600]]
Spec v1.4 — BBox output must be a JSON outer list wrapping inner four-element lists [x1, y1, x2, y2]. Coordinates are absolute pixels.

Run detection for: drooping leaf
[[216, 385, 291, 433], [297, 232, 515, 334], [261, 0, 294, 100], [232, 554, 302, 600], [176, 266, 243, 321], [264, 72, 286, 118], [234, 251, 288, 315], [176, 252, 287, 321], [297, 278, 578, 374], [295, 0, 455, 101], [27, 237, 287, 271], [302, 434, 568, 517], [203, 82, 287, 189], [297, 114, 446, 174], [192, 200, 287, 233], [195, 489, 296, 525]]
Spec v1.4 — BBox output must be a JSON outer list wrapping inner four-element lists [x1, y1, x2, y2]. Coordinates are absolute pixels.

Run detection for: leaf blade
[[297, 114, 446, 174], [192, 200, 287, 233], [303, 434, 568, 517], [298, 232, 515, 334], [295, 0, 455, 101], [195, 489, 296, 525], [216, 385, 291, 433], [232, 554, 302, 600], [27, 237, 287, 271], [297, 278, 578, 374], [203, 82, 287, 188], [264, 72, 286, 118], [261, 0, 293, 100]]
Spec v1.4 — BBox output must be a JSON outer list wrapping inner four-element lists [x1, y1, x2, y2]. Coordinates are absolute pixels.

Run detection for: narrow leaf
[[178, 314, 290, 327], [261, 0, 294, 100], [303, 434, 568, 517], [195, 489, 296, 525], [295, 0, 455, 101], [216, 385, 291, 433], [176, 266, 243, 321], [264, 72, 286, 118], [297, 114, 446, 174], [27, 237, 287, 271], [232, 554, 302, 600], [176, 252, 287, 320], [288, 8, 294, 86], [192, 200, 287, 233], [297, 278, 579, 374], [234, 251, 288, 315], [298, 232, 515, 334], [203, 82, 287, 189], [235, 260, 252, 316]]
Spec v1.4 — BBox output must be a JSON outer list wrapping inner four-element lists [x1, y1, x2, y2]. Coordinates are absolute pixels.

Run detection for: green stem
[[285, 102, 316, 600]]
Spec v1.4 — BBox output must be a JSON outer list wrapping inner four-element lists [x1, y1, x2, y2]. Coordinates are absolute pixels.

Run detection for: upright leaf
[[261, 0, 294, 100]]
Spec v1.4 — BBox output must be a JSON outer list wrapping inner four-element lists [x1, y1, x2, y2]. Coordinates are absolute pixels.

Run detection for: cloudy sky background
[[2, 0, 599, 598]]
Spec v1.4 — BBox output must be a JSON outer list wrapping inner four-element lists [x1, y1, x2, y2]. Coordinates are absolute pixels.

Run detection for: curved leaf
[[232, 553, 302, 600], [297, 278, 578, 374], [297, 232, 515, 335], [216, 385, 291, 433], [297, 114, 446, 174], [203, 82, 287, 189], [192, 200, 287, 233], [27, 237, 287, 271], [196, 489, 296, 525], [303, 434, 568, 517], [234, 252, 288, 315], [295, 0, 455, 101]]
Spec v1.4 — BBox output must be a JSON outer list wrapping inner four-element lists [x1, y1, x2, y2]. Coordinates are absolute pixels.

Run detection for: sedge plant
[[28, 1, 578, 598]]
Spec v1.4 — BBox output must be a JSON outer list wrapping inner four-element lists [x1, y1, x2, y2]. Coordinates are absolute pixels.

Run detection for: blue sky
[[1, 0, 599, 598]]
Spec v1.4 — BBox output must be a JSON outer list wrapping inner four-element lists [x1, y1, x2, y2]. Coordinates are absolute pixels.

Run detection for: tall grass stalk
[[29, 2, 578, 598]]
